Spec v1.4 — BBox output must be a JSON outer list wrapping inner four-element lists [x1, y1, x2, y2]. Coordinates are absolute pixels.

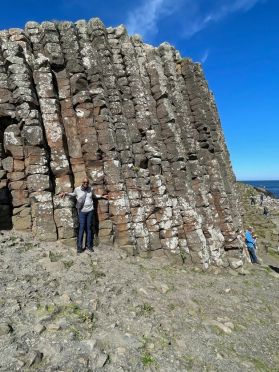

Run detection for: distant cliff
[[0, 18, 243, 268]]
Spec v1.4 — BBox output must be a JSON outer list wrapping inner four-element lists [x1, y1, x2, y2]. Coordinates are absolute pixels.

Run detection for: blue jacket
[[245, 230, 255, 249]]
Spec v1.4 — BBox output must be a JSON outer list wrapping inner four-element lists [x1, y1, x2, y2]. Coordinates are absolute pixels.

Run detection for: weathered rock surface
[[0, 231, 278, 371], [0, 19, 244, 267]]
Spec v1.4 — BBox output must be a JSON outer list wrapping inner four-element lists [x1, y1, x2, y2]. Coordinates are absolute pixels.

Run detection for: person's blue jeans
[[77, 210, 94, 250], [247, 245, 258, 263]]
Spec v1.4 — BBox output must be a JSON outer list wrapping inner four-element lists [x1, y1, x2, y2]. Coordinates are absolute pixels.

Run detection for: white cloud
[[200, 49, 210, 64], [125, 0, 266, 39], [126, 0, 182, 37], [183, 0, 266, 38]]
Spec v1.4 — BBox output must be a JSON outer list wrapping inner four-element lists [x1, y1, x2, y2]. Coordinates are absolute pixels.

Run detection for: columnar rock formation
[[0, 18, 243, 267]]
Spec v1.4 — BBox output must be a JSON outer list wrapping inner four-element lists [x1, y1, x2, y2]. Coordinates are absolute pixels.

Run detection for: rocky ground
[[0, 220, 279, 371]]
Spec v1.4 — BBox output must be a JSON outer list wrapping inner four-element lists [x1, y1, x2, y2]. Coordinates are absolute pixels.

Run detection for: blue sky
[[0, 0, 278, 180]]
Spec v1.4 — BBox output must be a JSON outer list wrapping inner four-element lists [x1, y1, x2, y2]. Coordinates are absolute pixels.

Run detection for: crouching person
[[60, 177, 108, 254]]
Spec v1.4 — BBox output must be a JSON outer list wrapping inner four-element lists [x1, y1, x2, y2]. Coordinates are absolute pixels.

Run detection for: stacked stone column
[[26, 22, 78, 242], [1, 35, 34, 233]]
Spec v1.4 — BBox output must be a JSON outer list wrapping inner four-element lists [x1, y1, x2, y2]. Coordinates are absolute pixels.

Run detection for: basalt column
[[0, 19, 244, 268]]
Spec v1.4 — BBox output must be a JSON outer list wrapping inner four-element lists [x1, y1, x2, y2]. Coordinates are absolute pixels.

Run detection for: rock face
[[0, 19, 243, 267]]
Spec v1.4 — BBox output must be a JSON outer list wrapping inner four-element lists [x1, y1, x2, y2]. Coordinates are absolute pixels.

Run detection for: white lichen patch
[[4, 131, 21, 146], [89, 169, 104, 180], [45, 122, 63, 143], [113, 196, 130, 212], [75, 108, 85, 117], [30, 191, 52, 203], [164, 237, 179, 251]]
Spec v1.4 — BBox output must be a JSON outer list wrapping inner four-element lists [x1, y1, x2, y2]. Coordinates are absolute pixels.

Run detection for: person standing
[[250, 195, 256, 205], [245, 227, 260, 264], [60, 177, 108, 254], [260, 193, 264, 206], [263, 206, 270, 217]]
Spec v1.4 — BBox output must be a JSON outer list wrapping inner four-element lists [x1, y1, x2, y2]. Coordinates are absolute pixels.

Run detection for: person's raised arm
[[59, 189, 76, 198], [92, 189, 108, 200]]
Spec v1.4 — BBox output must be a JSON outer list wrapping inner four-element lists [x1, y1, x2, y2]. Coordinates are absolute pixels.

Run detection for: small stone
[[269, 271, 279, 279], [95, 353, 109, 368], [203, 320, 233, 335], [239, 269, 250, 275], [229, 259, 243, 269], [119, 251, 128, 259], [33, 324, 46, 334], [224, 322, 234, 330], [0, 322, 13, 336], [15, 359, 25, 369], [47, 323, 61, 331], [160, 284, 170, 294], [27, 351, 43, 367]]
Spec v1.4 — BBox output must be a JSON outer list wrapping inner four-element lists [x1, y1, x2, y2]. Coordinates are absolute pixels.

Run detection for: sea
[[241, 180, 279, 199]]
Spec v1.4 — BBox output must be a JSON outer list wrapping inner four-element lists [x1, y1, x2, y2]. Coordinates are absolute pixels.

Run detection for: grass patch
[[90, 262, 106, 279], [37, 303, 94, 324], [37, 303, 56, 314], [246, 357, 270, 371], [268, 250, 279, 258], [59, 303, 94, 323], [136, 303, 154, 316], [49, 251, 63, 262], [182, 355, 194, 369], [21, 242, 36, 252], [63, 260, 74, 269], [142, 352, 155, 366], [93, 236, 100, 247], [168, 303, 176, 311], [68, 326, 83, 340]]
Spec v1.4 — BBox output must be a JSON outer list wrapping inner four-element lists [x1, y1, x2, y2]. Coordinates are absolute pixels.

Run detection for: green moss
[[59, 303, 94, 323], [247, 357, 270, 371], [168, 303, 176, 311], [37, 303, 57, 315], [136, 303, 154, 316], [142, 353, 155, 366], [93, 236, 100, 247], [49, 251, 63, 262], [90, 262, 106, 278], [21, 242, 35, 251], [179, 247, 189, 264], [63, 260, 74, 269], [182, 355, 194, 368], [94, 270, 106, 278], [211, 325, 224, 336], [37, 303, 94, 323], [68, 326, 83, 340], [268, 250, 279, 258], [222, 338, 273, 372]]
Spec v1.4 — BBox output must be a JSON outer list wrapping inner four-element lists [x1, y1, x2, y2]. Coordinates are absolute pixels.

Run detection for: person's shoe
[[87, 247, 94, 253], [77, 248, 83, 254]]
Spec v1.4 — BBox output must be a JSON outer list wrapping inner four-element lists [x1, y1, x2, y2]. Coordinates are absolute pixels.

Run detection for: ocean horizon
[[240, 180, 279, 199]]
